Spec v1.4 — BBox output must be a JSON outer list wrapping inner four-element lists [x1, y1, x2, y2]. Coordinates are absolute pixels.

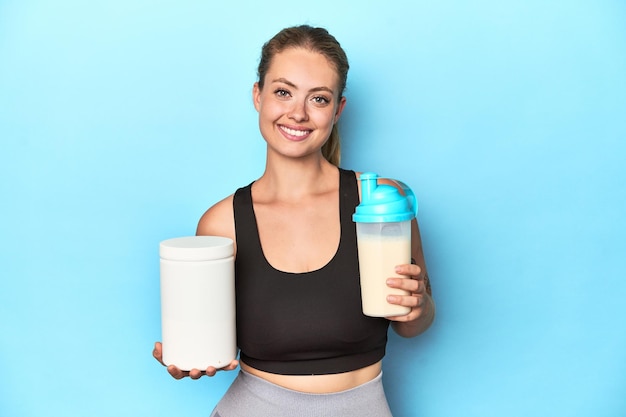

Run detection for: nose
[[288, 99, 308, 122]]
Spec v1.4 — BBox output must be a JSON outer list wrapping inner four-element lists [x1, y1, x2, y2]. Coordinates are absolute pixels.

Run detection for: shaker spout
[[359, 172, 379, 204]]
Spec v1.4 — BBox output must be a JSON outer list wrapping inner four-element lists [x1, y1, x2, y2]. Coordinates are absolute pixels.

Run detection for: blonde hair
[[322, 125, 341, 166], [257, 25, 349, 166]]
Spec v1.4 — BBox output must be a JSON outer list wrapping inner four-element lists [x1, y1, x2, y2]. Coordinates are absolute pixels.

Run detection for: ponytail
[[322, 124, 341, 166]]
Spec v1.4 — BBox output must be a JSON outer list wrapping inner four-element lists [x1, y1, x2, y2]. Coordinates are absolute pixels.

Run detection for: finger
[[414, 279, 425, 294], [395, 264, 422, 278], [189, 368, 204, 380], [386, 307, 418, 322], [387, 300, 425, 322], [223, 360, 239, 371], [388, 310, 420, 322], [387, 294, 422, 308], [387, 277, 420, 293], [205, 366, 218, 377], [167, 365, 187, 380], [153, 342, 165, 364], [414, 294, 425, 307]]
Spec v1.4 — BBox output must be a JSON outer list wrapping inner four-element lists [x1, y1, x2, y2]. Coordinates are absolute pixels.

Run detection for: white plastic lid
[[159, 236, 234, 261]]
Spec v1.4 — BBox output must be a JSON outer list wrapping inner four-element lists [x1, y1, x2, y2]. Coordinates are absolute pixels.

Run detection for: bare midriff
[[240, 360, 382, 394]]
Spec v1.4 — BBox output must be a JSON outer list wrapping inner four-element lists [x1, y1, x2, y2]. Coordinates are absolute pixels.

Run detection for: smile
[[279, 125, 312, 138]]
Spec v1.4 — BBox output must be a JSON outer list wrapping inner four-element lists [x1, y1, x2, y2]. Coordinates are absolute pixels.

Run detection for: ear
[[334, 96, 347, 124], [252, 82, 261, 112]]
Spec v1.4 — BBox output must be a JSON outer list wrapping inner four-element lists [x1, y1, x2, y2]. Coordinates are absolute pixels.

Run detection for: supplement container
[[159, 236, 236, 370]]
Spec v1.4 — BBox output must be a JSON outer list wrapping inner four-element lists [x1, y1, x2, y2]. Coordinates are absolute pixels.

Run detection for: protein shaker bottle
[[159, 236, 236, 371], [353, 172, 417, 317]]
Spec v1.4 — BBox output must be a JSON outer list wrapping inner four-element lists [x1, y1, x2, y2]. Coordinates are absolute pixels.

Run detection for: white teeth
[[281, 126, 310, 137]]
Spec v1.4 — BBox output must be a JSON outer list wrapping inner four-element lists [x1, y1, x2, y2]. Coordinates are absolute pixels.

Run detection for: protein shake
[[353, 173, 417, 317]]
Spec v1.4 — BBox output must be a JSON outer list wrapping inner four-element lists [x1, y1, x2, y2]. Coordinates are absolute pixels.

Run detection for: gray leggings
[[209, 369, 393, 417]]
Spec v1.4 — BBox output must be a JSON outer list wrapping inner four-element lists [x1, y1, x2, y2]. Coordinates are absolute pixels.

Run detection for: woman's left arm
[[387, 218, 436, 338]]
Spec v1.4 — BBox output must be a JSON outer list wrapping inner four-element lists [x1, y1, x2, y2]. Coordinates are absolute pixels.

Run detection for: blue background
[[1, 1, 625, 416]]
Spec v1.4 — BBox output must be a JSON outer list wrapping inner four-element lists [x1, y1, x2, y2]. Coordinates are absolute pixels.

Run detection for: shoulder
[[196, 193, 236, 241]]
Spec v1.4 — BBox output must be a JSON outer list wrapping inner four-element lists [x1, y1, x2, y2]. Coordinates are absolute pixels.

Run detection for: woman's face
[[253, 47, 346, 161]]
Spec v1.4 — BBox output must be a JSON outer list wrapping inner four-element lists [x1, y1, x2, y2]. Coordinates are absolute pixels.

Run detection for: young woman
[[154, 25, 435, 416]]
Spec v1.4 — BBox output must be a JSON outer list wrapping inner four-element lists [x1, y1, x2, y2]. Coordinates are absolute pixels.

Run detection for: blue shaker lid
[[352, 172, 417, 223]]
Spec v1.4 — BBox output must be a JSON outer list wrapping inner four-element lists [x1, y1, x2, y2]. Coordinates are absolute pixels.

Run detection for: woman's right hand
[[152, 342, 239, 380]]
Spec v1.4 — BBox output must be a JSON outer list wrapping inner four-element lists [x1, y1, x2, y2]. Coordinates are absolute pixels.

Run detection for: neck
[[256, 152, 338, 201]]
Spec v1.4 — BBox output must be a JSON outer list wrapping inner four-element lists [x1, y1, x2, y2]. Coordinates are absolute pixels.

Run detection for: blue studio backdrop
[[1, 1, 625, 416]]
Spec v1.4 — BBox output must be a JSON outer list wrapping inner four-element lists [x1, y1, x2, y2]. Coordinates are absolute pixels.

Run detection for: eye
[[274, 89, 291, 99], [311, 95, 330, 105]]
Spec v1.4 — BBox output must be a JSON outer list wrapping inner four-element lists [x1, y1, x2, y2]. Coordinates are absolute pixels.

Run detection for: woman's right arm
[[153, 194, 239, 380]]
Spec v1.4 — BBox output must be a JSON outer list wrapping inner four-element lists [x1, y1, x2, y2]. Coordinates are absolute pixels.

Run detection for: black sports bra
[[233, 168, 389, 375]]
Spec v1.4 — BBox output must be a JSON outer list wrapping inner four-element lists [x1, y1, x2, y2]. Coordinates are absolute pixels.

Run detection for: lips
[[279, 125, 312, 140]]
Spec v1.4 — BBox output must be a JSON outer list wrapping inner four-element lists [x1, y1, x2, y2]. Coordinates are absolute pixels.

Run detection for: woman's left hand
[[385, 263, 432, 324]]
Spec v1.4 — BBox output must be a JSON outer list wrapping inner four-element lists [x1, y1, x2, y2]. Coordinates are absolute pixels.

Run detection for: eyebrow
[[271, 78, 335, 95]]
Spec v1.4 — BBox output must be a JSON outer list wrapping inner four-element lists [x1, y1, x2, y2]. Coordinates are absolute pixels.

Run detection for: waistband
[[239, 367, 384, 397], [213, 369, 392, 417]]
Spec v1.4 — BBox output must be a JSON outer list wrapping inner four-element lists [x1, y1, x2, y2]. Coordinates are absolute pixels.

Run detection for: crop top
[[232, 168, 390, 375]]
